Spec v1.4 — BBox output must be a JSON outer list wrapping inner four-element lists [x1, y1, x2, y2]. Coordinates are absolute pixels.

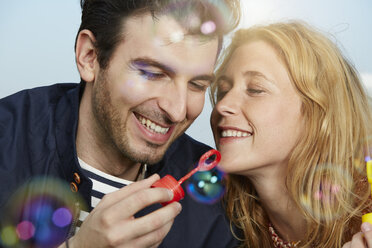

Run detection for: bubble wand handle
[[362, 158, 372, 224], [151, 149, 221, 206], [178, 167, 200, 185]]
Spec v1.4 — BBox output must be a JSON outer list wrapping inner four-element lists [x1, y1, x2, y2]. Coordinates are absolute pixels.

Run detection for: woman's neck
[[249, 166, 307, 242]]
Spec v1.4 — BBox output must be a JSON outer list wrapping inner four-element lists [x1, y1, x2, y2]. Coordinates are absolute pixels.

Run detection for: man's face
[[91, 13, 218, 164]]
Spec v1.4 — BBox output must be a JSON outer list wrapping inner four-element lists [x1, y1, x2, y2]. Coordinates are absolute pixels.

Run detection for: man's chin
[[125, 145, 168, 165], [135, 153, 165, 165]]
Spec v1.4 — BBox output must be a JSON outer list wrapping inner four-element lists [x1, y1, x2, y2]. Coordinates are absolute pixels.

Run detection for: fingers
[[96, 174, 161, 209], [342, 241, 351, 248], [362, 222, 372, 247], [70, 174, 181, 248], [131, 219, 175, 248], [93, 202, 181, 248], [102, 187, 175, 224], [130, 202, 182, 238], [117, 215, 176, 248], [350, 232, 366, 247]]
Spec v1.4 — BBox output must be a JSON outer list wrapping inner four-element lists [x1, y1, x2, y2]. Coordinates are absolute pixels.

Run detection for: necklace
[[269, 223, 301, 248]]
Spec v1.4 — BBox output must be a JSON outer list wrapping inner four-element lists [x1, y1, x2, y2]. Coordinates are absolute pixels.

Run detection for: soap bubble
[[200, 21, 216, 35], [0, 177, 84, 248], [299, 164, 352, 221], [186, 166, 226, 204], [150, 0, 231, 45]]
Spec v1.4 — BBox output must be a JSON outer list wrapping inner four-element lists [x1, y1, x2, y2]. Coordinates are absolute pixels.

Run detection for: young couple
[[0, 0, 371, 247]]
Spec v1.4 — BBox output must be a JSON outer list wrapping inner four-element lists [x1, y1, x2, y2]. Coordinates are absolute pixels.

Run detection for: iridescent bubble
[[353, 157, 365, 174], [16, 221, 35, 240], [0, 226, 18, 247], [186, 166, 226, 204], [200, 21, 216, 35], [0, 177, 84, 248], [52, 208, 72, 228], [299, 164, 352, 221], [169, 31, 185, 43], [152, 0, 232, 40]]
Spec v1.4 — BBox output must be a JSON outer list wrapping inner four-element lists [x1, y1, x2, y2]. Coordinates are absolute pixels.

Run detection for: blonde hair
[[211, 21, 372, 247]]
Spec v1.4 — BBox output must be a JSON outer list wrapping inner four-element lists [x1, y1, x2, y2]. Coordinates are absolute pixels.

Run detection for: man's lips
[[133, 113, 174, 144], [136, 114, 170, 134]]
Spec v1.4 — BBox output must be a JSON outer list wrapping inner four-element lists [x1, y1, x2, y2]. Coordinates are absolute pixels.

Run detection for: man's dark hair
[[76, 0, 240, 69]]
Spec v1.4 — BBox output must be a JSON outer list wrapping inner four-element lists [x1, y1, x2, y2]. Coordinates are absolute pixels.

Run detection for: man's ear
[[75, 30, 98, 83]]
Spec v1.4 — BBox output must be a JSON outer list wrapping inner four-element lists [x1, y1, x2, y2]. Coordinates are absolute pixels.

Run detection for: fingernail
[[167, 189, 174, 200], [150, 173, 159, 179], [174, 202, 182, 213], [362, 222, 372, 232]]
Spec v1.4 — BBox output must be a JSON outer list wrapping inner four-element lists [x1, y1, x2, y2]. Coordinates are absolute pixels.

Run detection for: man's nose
[[158, 82, 187, 123]]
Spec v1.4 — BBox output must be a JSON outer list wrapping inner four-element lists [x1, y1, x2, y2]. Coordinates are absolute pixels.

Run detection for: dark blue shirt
[[0, 83, 239, 247]]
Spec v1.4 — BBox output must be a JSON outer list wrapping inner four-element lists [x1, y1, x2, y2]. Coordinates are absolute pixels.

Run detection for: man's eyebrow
[[131, 57, 175, 77], [132, 57, 215, 83]]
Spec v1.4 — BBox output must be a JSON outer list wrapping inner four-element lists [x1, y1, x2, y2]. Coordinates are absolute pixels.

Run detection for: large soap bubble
[[0, 177, 83, 248], [299, 163, 352, 221]]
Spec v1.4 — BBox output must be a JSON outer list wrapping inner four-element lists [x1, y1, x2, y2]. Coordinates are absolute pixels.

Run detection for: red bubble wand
[[152, 149, 221, 205]]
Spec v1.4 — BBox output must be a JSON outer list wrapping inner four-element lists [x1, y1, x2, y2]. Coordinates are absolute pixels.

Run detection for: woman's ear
[[75, 29, 98, 83]]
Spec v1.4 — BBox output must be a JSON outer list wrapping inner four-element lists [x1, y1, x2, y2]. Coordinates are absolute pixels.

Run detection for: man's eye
[[139, 69, 164, 80]]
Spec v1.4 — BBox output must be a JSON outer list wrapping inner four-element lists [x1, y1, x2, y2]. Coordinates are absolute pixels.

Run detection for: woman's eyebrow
[[216, 75, 233, 85], [243, 70, 275, 85]]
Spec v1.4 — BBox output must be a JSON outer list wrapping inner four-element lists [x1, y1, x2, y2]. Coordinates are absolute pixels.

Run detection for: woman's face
[[211, 40, 304, 176]]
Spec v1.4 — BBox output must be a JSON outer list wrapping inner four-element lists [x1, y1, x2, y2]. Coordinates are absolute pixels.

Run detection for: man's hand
[[67, 174, 182, 248], [342, 222, 372, 248]]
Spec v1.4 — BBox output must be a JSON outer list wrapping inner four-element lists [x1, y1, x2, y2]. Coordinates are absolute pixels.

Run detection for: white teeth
[[221, 129, 251, 138], [138, 116, 169, 134]]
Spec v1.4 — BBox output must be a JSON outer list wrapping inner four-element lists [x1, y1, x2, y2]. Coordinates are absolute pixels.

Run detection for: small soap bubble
[[169, 31, 184, 43], [186, 166, 226, 204], [0, 177, 84, 248], [299, 164, 352, 221], [0, 226, 18, 247], [52, 208, 72, 228], [16, 221, 35, 241], [200, 21, 216, 35]]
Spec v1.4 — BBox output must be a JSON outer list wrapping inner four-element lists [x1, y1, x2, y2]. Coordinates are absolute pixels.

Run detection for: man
[[0, 0, 240, 247]]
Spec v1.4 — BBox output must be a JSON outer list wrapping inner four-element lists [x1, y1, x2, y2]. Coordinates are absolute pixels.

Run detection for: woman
[[210, 21, 372, 247]]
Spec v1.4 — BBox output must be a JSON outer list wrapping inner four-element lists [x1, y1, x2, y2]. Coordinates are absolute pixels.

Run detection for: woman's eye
[[139, 69, 164, 80], [247, 88, 264, 94], [189, 81, 207, 92], [216, 90, 228, 100]]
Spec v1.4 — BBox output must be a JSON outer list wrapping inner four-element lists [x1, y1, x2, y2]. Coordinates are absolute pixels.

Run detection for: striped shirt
[[75, 158, 143, 233]]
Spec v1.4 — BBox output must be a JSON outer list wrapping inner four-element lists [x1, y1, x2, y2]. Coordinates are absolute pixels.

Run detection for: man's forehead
[[124, 12, 217, 47]]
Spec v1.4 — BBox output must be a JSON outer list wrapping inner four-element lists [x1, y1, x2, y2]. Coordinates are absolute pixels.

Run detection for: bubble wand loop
[[362, 157, 372, 224], [177, 149, 221, 185], [152, 149, 221, 205]]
